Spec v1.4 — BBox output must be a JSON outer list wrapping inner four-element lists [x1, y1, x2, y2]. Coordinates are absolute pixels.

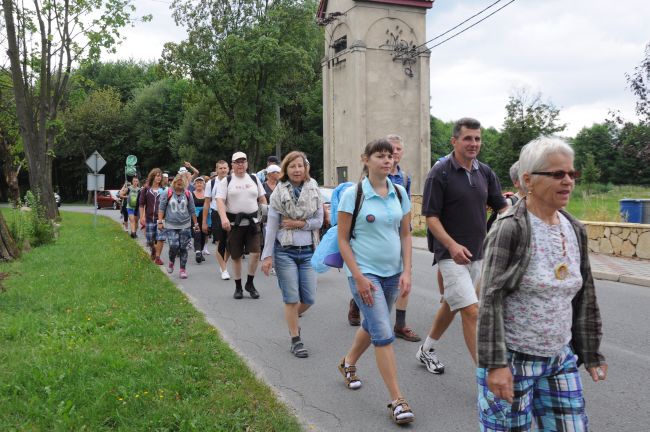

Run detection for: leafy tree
[[626, 42, 650, 123], [571, 123, 615, 183], [0, 70, 24, 203], [492, 89, 566, 183], [75, 60, 163, 104], [162, 0, 322, 170], [125, 78, 195, 173], [430, 116, 453, 163], [580, 153, 601, 193], [1, 0, 149, 219], [56, 87, 127, 199]]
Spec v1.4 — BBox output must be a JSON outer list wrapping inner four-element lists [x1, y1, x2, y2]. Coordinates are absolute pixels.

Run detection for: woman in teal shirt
[[337, 138, 414, 425]]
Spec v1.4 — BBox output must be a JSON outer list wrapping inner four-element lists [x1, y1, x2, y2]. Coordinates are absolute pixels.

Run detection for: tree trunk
[[0, 212, 19, 261]]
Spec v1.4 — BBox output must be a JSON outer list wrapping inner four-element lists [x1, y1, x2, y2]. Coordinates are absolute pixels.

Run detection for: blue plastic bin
[[619, 199, 643, 223]]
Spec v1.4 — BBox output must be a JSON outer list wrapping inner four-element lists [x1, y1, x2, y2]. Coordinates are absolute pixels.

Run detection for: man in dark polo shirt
[[415, 117, 507, 374]]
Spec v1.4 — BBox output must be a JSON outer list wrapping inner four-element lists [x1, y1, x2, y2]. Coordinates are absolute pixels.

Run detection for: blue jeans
[[274, 244, 317, 305], [348, 273, 401, 346]]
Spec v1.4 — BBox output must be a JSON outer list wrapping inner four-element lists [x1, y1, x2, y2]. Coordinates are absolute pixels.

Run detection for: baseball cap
[[210, 171, 217, 178], [266, 164, 281, 174], [267, 155, 280, 164], [232, 151, 247, 161], [162, 172, 169, 178], [193, 176, 205, 183], [178, 166, 188, 174]]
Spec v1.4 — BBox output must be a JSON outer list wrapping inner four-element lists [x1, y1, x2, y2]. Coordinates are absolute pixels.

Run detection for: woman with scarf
[[477, 136, 607, 431], [261, 151, 323, 359]]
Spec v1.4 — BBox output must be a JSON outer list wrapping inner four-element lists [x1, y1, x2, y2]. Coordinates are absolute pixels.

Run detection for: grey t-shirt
[[159, 190, 196, 229]]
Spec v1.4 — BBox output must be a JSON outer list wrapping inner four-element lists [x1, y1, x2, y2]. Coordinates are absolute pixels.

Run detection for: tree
[[580, 153, 601, 194], [572, 123, 615, 183], [0, 70, 24, 203], [491, 89, 566, 183], [162, 0, 322, 170], [626, 42, 650, 123], [1, 0, 148, 219]]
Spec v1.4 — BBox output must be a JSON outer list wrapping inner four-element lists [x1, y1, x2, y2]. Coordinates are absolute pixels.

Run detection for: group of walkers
[[119, 116, 607, 430]]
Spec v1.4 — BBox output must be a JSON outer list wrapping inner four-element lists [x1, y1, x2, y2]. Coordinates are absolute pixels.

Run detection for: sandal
[[290, 339, 309, 358], [338, 357, 362, 390], [388, 397, 415, 425]]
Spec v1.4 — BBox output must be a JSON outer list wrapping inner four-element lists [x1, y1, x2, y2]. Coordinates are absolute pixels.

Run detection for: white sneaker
[[415, 345, 445, 374], [221, 270, 230, 280], [202, 248, 210, 255]]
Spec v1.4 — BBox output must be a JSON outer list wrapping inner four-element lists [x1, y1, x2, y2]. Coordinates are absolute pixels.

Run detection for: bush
[[7, 191, 56, 249]]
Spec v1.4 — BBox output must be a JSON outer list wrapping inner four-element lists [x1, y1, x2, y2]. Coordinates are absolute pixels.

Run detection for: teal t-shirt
[[338, 177, 410, 277]]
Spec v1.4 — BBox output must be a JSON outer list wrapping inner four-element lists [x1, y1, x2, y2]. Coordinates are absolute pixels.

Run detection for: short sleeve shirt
[[422, 154, 506, 261], [205, 178, 221, 210], [216, 174, 265, 216], [338, 178, 411, 277]]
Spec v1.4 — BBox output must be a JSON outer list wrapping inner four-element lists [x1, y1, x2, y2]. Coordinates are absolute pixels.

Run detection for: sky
[[108, 0, 650, 137]]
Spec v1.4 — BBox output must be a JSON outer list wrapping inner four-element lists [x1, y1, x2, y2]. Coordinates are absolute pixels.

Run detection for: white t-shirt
[[216, 174, 265, 224], [205, 178, 222, 210]]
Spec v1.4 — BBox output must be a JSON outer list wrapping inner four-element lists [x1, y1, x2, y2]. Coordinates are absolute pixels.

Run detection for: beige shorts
[[438, 259, 482, 311]]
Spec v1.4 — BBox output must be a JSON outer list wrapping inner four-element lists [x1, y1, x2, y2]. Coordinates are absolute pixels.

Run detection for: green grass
[[0, 211, 301, 431], [565, 184, 650, 221]]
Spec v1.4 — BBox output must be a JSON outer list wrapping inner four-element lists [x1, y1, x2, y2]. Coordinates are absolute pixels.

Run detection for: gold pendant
[[555, 263, 569, 280]]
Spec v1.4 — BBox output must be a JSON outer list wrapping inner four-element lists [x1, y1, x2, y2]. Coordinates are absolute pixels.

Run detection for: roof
[[318, 0, 434, 20]]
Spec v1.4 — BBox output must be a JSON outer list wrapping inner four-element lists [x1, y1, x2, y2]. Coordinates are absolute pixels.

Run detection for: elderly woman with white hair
[[476, 136, 607, 431]]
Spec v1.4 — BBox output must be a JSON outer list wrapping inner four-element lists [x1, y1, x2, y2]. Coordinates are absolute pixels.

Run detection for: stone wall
[[584, 221, 650, 259], [410, 195, 650, 260]]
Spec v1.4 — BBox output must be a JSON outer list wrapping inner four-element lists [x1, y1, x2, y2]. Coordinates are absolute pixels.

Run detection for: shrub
[[7, 191, 56, 250]]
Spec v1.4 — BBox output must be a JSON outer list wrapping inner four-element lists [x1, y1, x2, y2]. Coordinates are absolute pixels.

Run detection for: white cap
[[178, 167, 188, 174], [232, 151, 247, 161], [266, 164, 280, 174]]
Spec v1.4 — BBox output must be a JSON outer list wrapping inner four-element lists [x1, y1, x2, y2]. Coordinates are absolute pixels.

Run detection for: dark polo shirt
[[422, 153, 507, 262]]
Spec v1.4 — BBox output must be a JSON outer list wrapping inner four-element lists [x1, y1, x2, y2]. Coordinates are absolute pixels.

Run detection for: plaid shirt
[[477, 198, 605, 369]]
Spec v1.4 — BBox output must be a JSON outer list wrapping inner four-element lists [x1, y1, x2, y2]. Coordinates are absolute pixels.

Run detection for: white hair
[[518, 136, 574, 192], [386, 134, 403, 146], [509, 161, 520, 184]]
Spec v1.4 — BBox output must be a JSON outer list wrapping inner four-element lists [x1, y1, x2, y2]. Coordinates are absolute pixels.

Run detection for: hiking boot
[[348, 299, 360, 326], [233, 286, 243, 300], [394, 326, 421, 342], [415, 345, 445, 374], [154, 257, 164, 266], [196, 251, 203, 263], [245, 281, 260, 299], [179, 268, 188, 279]]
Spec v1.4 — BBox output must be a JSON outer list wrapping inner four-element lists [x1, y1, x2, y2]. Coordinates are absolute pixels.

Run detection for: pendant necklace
[[554, 224, 569, 280]]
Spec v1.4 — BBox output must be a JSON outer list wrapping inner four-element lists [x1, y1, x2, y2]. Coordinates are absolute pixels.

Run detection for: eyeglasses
[[532, 170, 581, 180], [232, 159, 247, 165]]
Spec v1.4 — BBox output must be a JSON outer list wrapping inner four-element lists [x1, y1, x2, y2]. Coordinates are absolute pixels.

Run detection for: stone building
[[318, 0, 434, 192]]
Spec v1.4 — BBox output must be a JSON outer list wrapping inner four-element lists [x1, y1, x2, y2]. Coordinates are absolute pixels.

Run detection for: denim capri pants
[[348, 273, 401, 346], [274, 243, 317, 305]]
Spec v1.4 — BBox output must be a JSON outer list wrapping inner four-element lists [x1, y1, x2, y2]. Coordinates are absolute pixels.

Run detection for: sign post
[[86, 151, 107, 227]]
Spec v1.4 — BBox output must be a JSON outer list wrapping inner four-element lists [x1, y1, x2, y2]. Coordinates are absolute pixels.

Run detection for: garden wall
[[410, 195, 650, 260]]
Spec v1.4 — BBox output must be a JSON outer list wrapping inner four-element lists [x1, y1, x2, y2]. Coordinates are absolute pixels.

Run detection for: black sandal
[[290, 339, 308, 358]]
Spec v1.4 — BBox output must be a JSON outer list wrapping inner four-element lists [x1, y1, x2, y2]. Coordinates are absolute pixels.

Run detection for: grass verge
[[0, 211, 301, 431]]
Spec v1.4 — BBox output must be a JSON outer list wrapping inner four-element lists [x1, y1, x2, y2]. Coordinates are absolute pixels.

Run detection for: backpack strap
[[349, 181, 364, 240]]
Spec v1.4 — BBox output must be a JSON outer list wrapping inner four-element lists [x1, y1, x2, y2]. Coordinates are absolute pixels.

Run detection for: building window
[[332, 35, 347, 53]]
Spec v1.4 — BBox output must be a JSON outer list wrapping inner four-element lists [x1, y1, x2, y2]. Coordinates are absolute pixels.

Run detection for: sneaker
[[348, 299, 360, 326], [196, 251, 203, 264], [233, 286, 243, 299], [179, 268, 188, 279], [202, 248, 210, 255], [394, 326, 422, 342], [167, 262, 174, 274], [154, 257, 164, 266], [415, 345, 445, 374], [130, 232, 137, 239], [244, 281, 260, 299], [221, 270, 231, 280]]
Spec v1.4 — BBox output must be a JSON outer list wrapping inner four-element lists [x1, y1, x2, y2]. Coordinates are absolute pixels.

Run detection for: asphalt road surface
[[72, 206, 650, 431]]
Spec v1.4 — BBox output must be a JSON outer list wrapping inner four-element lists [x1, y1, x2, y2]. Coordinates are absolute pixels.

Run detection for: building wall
[[322, 1, 431, 192]]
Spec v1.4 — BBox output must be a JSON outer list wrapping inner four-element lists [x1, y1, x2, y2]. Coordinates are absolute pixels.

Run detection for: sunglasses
[[532, 170, 581, 180]]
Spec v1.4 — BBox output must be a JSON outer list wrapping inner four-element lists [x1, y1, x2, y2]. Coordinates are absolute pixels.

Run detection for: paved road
[[72, 206, 650, 431]]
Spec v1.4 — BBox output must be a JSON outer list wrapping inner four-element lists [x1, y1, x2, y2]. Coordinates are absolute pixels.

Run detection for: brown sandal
[[388, 397, 415, 424], [338, 357, 362, 390]]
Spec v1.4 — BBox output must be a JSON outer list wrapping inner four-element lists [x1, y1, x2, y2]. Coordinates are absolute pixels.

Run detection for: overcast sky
[[109, 0, 649, 137]]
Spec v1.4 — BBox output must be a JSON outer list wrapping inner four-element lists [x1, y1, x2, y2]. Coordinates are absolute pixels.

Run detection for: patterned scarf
[[270, 180, 323, 246]]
